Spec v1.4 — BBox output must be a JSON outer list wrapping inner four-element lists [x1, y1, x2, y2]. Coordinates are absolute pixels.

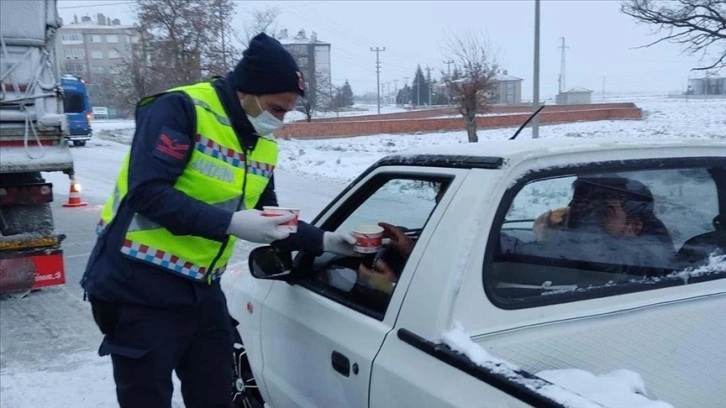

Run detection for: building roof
[[60, 23, 137, 31], [494, 73, 523, 81], [689, 76, 726, 81], [565, 87, 593, 93], [279, 37, 330, 46], [277, 29, 330, 46]]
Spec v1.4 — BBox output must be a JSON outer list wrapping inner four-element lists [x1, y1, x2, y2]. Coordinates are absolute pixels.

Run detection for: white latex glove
[[226, 209, 294, 244], [322, 231, 358, 257]]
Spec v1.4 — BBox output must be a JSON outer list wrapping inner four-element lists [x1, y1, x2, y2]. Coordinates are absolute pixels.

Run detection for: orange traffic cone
[[63, 175, 87, 207]]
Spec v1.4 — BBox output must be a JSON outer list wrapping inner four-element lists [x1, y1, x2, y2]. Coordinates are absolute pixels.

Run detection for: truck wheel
[[73, 140, 86, 147], [232, 341, 264, 408], [0, 172, 53, 237]]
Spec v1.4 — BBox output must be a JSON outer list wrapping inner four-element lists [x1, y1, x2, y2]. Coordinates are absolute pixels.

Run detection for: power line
[[370, 46, 385, 115]]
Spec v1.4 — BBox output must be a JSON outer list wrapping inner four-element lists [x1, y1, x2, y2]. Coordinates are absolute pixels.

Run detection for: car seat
[[677, 214, 726, 266]]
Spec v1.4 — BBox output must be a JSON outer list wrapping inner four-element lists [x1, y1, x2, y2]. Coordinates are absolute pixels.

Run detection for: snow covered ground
[[81, 96, 726, 191], [1, 96, 724, 407]]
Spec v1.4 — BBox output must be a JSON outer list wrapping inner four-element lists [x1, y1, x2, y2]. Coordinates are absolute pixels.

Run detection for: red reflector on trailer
[[0, 183, 53, 205]]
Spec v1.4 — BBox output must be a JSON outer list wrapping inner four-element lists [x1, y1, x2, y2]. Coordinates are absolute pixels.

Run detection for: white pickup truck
[[224, 138, 726, 408]]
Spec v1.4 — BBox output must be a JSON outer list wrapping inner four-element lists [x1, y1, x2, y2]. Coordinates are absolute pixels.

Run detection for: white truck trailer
[[0, 0, 71, 294]]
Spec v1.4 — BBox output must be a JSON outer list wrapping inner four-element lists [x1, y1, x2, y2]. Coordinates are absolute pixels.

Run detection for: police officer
[[81, 33, 356, 407]]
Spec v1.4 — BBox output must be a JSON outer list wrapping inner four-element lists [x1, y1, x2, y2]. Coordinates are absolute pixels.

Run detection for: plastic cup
[[262, 206, 300, 233], [352, 225, 384, 254]]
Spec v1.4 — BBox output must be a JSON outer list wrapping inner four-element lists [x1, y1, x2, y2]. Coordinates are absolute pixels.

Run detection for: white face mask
[[246, 96, 284, 136]]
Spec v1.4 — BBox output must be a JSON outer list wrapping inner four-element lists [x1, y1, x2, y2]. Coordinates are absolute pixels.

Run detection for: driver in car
[[356, 183, 445, 295], [523, 176, 675, 275], [357, 222, 413, 295]]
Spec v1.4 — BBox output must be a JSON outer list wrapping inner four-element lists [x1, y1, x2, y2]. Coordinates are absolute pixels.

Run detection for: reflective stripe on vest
[[97, 81, 278, 282]]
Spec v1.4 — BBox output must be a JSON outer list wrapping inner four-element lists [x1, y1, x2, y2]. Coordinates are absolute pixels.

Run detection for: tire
[[0, 172, 53, 237], [73, 140, 86, 147], [232, 340, 265, 408]]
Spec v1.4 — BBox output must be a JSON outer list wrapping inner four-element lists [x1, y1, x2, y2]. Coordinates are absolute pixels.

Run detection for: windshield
[[63, 92, 85, 114]]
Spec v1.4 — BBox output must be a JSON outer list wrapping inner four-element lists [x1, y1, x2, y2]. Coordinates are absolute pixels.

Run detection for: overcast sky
[[57, 0, 722, 100]]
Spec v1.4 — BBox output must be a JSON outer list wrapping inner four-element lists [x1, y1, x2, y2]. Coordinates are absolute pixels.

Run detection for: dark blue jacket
[[81, 74, 324, 306]]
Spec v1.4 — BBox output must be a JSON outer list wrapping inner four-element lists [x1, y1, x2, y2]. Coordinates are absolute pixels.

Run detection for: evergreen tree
[[410, 65, 428, 106], [340, 80, 354, 106], [396, 84, 414, 105]]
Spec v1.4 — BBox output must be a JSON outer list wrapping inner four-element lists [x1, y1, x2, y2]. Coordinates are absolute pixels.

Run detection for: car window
[[296, 175, 449, 319], [487, 164, 725, 308]]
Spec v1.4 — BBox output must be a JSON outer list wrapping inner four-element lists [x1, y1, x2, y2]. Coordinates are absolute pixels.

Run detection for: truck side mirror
[[248, 246, 293, 281]]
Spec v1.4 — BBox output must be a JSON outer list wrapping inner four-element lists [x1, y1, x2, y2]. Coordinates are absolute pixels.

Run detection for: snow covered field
[[1, 96, 724, 408], [82, 96, 726, 191]]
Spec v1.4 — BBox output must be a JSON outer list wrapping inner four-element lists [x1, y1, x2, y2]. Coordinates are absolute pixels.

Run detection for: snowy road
[[0, 138, 346, 407]]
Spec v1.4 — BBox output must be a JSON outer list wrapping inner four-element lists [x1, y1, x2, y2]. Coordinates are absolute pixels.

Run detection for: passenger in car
[[507, 177, 675, 275]]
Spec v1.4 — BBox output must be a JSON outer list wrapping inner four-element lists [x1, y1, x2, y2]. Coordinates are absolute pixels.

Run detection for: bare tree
[[135, 0, 222, 88], [105, 27, 166, 117], [205, 0, 239, 76], [235, 7, 281, 48], [622, 0, 726, 70], [442, 32, 498, 143], [302, 68, 334, 122]]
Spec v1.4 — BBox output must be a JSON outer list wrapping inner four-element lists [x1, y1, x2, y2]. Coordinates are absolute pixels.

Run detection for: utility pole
[[557, 36, 568, 95], [602, 76, 606, 101], [532, 0, 541, 139], [443, 60, 454, 105], [403, 76, 409, 105], [370, 46, 386, 115], [443, 60, 454, 77], [425, 66, 433, 105]]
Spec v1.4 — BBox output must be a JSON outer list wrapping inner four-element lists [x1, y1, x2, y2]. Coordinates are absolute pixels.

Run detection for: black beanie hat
[[231, 33, 305, 97]]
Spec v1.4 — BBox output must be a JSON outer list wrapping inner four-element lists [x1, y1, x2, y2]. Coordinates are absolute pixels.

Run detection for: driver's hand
[[379, 222, 414, 258], [358, 260, 397, 294]]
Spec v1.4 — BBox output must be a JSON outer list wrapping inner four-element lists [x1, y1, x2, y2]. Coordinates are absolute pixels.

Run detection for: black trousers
[[90, 292, 235, 408]]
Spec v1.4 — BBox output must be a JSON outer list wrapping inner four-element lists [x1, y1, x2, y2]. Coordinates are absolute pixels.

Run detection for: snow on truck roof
[[381, 137, 726, 169]]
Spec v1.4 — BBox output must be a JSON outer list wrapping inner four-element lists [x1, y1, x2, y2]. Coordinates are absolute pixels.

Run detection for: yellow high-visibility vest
[[97, 81, 277, 283]]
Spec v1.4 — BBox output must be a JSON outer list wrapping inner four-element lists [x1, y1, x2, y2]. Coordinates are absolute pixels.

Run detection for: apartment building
[[58, 13, 141, 117], [279, 29, 332, 107]]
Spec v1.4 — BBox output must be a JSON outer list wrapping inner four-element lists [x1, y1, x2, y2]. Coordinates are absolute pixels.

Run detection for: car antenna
[[509, 104, 546, 140]]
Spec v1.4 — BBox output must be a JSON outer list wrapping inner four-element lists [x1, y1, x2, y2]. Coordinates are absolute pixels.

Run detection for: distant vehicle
[[226, 138, 726, 408], [92, 106, 109, 119], [61, 74, 92, 147]]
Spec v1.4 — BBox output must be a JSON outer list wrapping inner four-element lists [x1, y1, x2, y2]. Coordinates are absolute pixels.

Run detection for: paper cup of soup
[[262, 206, 300, 233], [352, 225, 384, 254]]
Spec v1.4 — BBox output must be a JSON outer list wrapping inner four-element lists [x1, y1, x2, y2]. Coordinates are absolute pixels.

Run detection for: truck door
[[257, 168, 460, 408]]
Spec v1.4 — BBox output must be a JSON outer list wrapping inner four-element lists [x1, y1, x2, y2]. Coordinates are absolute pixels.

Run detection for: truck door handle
[[331, 351, 350, 377]]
